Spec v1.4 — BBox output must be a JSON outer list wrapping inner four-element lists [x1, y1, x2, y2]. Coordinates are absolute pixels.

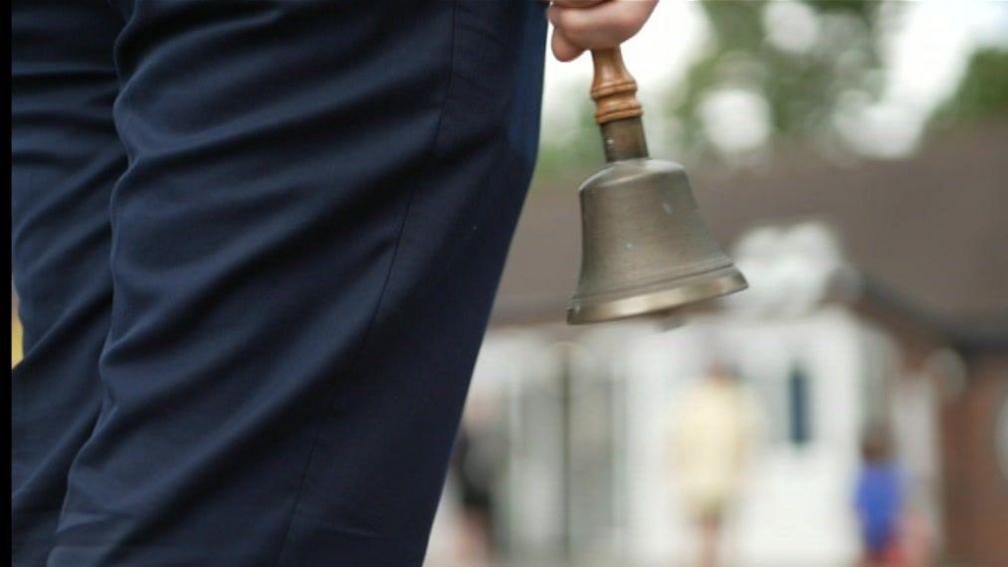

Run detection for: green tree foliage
[[535, 1, 1004, 182], [671, 0, 887, 161], [929, 48, 1008, 130]]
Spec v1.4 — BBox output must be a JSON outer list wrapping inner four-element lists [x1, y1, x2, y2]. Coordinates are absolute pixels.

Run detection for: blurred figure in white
[[667, 360, 764, 567]]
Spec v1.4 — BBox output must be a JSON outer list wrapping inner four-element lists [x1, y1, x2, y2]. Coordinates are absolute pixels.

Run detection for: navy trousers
[[12, 1, 546, 564]]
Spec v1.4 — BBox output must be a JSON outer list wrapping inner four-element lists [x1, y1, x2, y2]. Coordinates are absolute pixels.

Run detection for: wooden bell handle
[[590, 47, 643, 125]]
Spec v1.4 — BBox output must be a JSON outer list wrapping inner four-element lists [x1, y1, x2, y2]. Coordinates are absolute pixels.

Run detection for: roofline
[[857, 276, 1008, 355]]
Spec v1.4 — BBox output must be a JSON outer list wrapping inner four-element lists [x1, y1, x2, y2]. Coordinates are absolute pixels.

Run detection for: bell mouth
[[566, 266, 747, 325]]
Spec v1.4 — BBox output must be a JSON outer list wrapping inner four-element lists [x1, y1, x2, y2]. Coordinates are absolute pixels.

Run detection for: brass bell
[[567, 48, 747, 325]]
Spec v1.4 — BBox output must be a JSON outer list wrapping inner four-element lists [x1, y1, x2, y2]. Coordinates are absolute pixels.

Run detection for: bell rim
[[566, 268, 747, 325]]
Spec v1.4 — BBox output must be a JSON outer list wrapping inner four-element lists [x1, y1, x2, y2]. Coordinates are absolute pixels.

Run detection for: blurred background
[[11, 1, 1008, 566], [426, 1, 1008, 566]]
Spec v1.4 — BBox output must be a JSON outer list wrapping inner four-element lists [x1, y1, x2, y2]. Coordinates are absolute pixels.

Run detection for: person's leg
[[698, 514, 722, 567], [11, 1, 125, 564], [50, 1, 546, 565]]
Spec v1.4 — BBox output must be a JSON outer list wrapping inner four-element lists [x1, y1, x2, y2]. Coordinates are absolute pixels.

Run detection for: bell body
[[567, 158, 747, 324]]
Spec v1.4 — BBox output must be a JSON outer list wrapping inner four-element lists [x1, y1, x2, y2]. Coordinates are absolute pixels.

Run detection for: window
[[788, 363, 812, 446]]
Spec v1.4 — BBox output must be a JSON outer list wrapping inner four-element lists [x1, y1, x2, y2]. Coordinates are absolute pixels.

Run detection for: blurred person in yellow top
[[668, 360, 765, 567]]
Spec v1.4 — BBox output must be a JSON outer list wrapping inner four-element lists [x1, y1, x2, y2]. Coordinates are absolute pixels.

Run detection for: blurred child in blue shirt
[[855, 428, 905, 566]]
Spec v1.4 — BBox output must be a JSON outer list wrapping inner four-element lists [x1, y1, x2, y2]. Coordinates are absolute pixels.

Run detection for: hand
[[547, 0, 658, 62]]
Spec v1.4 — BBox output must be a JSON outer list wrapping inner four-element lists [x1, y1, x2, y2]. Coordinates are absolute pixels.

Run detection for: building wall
[[618, 307, 882, 566], [941, 354, 1008, 566], [434, 312, 1004, 565]]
